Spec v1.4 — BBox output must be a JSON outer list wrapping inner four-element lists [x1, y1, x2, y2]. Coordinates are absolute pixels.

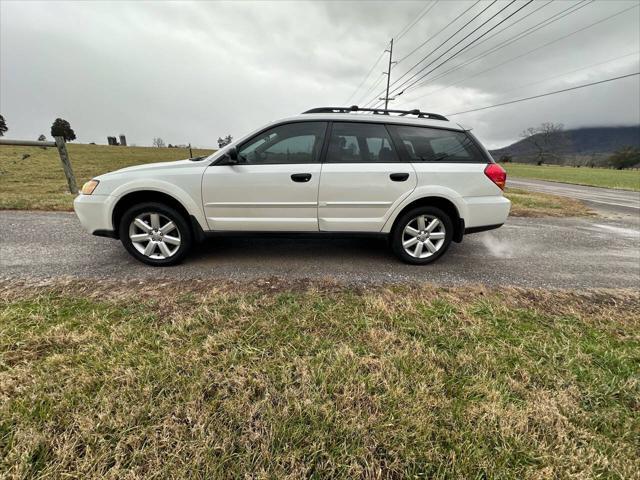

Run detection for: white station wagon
[[74, 106, 510, 266]]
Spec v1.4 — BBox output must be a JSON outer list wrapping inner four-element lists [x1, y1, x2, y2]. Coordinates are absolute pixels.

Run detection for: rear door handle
[[390, 173, 410, 182], [291, 173, 312, 183]]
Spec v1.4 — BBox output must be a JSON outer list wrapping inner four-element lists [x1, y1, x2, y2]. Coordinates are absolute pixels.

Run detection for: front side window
[[238, 122, 326, 164], [327, 122, 399, 163], [389, 125, 485, 162]]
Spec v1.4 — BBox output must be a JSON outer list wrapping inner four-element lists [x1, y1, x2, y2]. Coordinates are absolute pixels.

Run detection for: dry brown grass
[[506, 188, 595, 217], [1, 279, 638, 478]]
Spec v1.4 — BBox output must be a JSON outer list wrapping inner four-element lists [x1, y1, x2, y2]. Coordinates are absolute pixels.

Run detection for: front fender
[[108, 179, 208, 230], [381, 185, 468, 233]]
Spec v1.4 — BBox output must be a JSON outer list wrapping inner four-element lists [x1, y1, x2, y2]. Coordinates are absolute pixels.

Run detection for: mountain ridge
[[490, 125, 640, 158]]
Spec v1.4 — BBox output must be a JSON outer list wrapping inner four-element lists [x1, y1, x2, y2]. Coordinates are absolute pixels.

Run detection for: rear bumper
[[465, 223, 503, 234], [73, 194, 114, 235], [463, 195, 511, 228]]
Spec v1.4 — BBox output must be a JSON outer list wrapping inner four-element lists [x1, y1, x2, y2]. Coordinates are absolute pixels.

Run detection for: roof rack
[[302, 105, 448, 121]]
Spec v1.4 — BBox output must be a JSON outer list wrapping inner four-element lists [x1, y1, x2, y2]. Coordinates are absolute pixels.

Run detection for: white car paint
[[74, 111, 510, 246], [318, 162, 417, 232], [202, 163, 322, 231]]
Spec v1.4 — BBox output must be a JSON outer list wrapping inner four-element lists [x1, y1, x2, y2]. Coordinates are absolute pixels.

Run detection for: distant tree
[[217, 135, 233, 148], [152, 137, 166, 148], [37, 134, 48, 149], [499, 154, 512, 163], [609, 146, 640, 170], [168, 143, 174, 148], [520, 123, 569, 165], [50, 118, 76, 141], [0, 114, 7, 136]]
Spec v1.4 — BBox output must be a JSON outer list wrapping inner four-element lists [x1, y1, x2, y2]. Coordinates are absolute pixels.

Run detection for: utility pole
[[380, 38, 396, 110]]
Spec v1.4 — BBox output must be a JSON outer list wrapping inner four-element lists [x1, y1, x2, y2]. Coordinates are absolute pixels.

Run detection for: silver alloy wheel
[[402, 214, 446, 259], [128, 212, 181, 260]]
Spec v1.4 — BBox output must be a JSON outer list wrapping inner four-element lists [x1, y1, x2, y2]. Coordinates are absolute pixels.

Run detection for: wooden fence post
[[54, 136, 78, 194]]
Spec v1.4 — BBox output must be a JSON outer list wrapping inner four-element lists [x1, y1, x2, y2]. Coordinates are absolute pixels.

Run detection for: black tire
[[391, 206, 453, 265], [119, 202, 192, 266]]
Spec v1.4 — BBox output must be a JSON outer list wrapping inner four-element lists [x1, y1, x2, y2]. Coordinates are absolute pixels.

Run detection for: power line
[[470, 50, 640, 100], [343, 48, 387, 104], [446, 72, 640, 116], [383, 0, 535, 103], [400, 1, 636, 105], [354, 73, 386, 106], [399, 0, 593, 102], [395, 0, 480, 65], [394, 0, 440, 42], [364, 0, 495, 107], [443, 0, 556, 64], [347, 0, 439, 105]]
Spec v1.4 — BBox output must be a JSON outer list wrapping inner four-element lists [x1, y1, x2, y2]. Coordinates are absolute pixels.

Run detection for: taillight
[[484, 163, 506, 190]]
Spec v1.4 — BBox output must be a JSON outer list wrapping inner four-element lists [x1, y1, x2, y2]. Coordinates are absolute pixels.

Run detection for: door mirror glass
[[220, 146, 239, 165]]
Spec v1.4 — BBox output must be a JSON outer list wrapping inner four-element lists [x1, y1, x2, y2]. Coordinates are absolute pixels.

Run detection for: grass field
[[504, 163, 640, 191], [1, 144, 592, 217], [0, 144, 214, 210], [1, 280, 638, 478]]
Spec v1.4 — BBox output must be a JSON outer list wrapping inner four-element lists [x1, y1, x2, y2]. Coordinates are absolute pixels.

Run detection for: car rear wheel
[[119, 202, 192, 266], [391, 206, 453, 265]]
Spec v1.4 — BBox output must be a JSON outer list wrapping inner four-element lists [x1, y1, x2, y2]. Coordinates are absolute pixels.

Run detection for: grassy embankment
[[0, 144, 214, 210], [1, 144, 591, 216], [1, 280, 638, 478], [504, 163, 640, 192]]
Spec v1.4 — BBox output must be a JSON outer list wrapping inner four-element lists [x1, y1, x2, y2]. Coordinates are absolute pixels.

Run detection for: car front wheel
[[119, 202, 192, 266], [391, 206, 453, 265]]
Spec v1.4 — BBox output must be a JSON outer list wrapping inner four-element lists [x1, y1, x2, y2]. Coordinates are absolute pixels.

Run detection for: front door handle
[[390, 173, 410, 182], [291, 173, 312, 183]]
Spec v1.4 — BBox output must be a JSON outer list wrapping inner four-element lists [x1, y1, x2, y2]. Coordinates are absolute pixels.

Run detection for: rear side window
[[389, 125, 485, 162], [326, 122, 399, 163]]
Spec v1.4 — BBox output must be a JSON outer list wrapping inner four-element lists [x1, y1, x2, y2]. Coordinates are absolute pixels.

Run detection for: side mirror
[[221, 146, 239, 165]]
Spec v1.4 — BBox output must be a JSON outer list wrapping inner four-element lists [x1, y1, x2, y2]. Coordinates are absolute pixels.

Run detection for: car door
[[318, 122, 417, 232], [201, 121, 327, 231]]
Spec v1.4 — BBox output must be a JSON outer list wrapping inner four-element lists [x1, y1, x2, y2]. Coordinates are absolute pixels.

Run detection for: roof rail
[[302, 105, 448, 121]]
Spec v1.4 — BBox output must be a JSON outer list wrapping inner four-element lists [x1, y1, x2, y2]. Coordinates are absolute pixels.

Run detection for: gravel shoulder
[[1, 211, 638, 289], [509, 177, 640, 215]]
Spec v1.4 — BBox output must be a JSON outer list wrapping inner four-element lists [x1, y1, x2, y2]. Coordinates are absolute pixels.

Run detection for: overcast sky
[[1, 0, 639, 149]]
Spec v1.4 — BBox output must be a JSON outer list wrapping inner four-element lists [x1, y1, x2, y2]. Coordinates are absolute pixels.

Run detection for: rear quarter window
[[388, 125, 486, 163]]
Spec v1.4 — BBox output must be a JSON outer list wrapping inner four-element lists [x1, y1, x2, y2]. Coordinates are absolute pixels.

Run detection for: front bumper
[[73, 194, 115, 235]]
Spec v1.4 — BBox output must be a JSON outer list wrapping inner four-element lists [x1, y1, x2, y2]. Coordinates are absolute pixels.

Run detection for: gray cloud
[[1, 0, 638, 149]]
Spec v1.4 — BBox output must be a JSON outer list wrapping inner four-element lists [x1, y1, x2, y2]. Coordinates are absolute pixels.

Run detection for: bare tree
[[152, 137, 166, 148], [520, 122, 569, 165]]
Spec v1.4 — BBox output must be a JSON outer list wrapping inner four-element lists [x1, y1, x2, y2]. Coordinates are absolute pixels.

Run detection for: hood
[[108, 159, 197, 175]]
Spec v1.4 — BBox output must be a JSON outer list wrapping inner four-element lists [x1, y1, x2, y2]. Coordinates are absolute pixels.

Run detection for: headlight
[[81, 179, 99, 195]]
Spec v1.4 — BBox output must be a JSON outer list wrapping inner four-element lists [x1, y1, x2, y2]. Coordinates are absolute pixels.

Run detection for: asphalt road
[[509, 177, 640, 215], [1, 211, 638, 288]]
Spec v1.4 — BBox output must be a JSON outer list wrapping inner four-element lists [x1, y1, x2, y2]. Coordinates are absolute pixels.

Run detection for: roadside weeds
[[1, 278, 638, 478]]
